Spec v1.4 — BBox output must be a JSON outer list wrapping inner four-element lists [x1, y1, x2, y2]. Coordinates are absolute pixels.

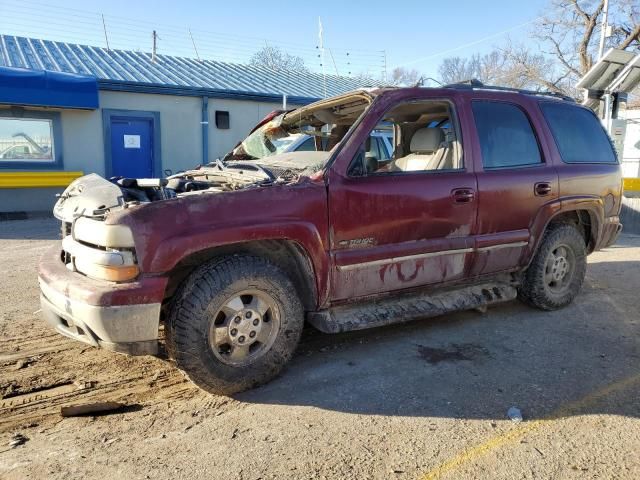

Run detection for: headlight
[[73, 217, 135, 248], [62, 235, 139, 282]]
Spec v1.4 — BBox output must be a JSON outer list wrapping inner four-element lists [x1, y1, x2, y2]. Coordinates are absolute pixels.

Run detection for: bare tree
[[250, 46, 307, 72], [439, 51, 510, 85], [438, 0, 640, 97], [514, 0, 640, 94], [388, 67, 421, 86]]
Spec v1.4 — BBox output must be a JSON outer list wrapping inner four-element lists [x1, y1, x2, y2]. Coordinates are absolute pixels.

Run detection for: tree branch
[[546, 35, 581, 75], [620, 23, 640, 49]]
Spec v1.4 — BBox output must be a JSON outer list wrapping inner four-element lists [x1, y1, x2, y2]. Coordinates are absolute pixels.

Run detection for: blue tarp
[[0, 66, 98, 109]]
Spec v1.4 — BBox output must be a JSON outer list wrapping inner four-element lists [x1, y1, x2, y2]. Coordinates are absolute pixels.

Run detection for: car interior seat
[[392, 127, 452, 172]]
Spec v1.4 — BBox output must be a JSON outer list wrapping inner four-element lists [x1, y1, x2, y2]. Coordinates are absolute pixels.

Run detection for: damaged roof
[[0, 35, 366, 103]]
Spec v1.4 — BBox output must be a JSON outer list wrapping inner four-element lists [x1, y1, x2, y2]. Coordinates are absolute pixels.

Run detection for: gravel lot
[[1, 218, 639, 479]]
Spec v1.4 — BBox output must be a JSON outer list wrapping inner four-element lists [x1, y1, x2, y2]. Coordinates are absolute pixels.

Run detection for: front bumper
[[38, 245, 167, 356]]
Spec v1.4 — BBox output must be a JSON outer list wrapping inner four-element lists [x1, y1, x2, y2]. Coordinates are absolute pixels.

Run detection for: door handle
[[452, 188, 475, 203], [534, 182, 552, 196]]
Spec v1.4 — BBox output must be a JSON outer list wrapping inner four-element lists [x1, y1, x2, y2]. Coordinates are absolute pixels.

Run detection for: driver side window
[[348, 100, 463, 176]]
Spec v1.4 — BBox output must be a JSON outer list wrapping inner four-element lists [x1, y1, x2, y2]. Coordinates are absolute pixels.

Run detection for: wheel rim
[[544, 244, 575, 294], [208, 289, 281, 367]]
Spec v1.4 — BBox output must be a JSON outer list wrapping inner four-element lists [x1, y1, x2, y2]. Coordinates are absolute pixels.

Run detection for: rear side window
[[540, 103, 617, 164], [472, 101, 542, 169]]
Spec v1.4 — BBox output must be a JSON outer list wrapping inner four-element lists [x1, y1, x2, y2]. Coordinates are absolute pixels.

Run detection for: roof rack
[[444, 79, 575, 102]]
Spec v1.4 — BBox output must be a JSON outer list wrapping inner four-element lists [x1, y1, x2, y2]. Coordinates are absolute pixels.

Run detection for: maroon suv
[[39, 85, 622, 394]]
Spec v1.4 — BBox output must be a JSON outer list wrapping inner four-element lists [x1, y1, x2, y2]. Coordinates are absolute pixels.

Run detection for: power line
[[395, 0, 595, 69], [0, 0, 385, 69]]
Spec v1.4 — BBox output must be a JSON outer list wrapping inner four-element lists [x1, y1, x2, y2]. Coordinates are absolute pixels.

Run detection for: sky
[[0, 0, 549, 81]]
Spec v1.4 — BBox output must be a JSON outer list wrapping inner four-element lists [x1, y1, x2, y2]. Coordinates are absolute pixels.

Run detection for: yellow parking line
[[421, 372, 640, 480]]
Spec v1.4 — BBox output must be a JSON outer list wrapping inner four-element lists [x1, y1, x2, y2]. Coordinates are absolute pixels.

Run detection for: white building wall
[[0, 91, 302, 213], [622, 108, 640, 178]]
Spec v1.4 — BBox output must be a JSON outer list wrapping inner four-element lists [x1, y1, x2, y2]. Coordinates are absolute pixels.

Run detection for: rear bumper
[[38, 244, 166, 355]]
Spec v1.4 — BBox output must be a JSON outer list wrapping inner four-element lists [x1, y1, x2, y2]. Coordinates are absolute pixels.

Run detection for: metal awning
[[0, 66, 99, 110]]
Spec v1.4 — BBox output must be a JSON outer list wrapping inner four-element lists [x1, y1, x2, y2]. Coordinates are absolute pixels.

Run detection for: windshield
[[237, 124, 307, 159], [223, 93, 372, 164]]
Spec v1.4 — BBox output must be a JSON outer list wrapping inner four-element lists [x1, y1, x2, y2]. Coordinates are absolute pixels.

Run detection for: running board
[[308, 282, 518, 334]]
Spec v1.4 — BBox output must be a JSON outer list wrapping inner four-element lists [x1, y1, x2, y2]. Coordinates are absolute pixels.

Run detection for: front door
[[110, 117, 154, 178], [327, 95, 478, 301]]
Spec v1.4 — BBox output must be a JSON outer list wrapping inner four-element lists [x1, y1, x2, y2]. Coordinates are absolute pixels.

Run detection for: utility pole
[[598, 0, 610, 60], [189, 29, 201, 62], [319, 17, 327, 98], [101, 14, 110, 51], [152, 30, 158, 63], [383, 50, 387, 83]]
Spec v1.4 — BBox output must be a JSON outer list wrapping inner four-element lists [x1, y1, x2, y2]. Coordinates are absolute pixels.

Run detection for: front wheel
[[518, 224, 587, 310], [166, 255, 304, 395]]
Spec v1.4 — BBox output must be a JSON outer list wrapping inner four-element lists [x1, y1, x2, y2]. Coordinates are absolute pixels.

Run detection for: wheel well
[[162, 240, 318, 312], [547, 210, 595, 252]]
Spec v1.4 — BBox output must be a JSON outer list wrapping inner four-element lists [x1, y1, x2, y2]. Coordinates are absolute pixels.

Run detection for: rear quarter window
[[540, 102, 617, 164]]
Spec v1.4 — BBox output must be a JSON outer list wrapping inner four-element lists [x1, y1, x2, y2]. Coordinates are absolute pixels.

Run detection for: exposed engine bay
[[53, 152, 330, 222], [116, 150, 330, 202]]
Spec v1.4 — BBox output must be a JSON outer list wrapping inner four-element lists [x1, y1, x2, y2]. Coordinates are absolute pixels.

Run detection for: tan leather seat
[[392, 127, 449, 172]]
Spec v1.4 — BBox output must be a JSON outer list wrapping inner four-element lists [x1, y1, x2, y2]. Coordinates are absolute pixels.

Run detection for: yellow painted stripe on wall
[[624, 178, 640, 192], [0, 171, 83, 188]]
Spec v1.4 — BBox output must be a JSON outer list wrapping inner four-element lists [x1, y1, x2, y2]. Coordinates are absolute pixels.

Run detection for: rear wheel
[[166, 255, 304, 395], [518, 224, 587, 310]]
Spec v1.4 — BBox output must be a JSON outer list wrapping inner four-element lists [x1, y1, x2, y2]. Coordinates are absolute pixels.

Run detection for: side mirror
[[347, 146, 366, 177]]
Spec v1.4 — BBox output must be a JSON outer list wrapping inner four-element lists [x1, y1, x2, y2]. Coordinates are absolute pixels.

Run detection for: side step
[[307, 282, 518, 334]]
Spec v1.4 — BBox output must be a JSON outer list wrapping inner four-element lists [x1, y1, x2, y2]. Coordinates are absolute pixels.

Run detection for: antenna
[[189, 29, 201, 62], [101, 14, 110, 51], [152, 30, 158, 63]]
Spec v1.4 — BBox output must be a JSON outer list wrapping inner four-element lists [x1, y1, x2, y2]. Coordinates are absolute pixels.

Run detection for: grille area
[[61, 221, 72, 238]]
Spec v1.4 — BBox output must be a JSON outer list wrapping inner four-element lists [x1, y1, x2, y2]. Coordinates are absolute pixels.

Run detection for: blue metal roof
[[0, 35, 365, 103]]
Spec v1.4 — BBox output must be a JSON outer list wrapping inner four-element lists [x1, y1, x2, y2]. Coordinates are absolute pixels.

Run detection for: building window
[[0, 118, 54, 162], [0, 111, 62, 169], [215, 111, 230, 129]]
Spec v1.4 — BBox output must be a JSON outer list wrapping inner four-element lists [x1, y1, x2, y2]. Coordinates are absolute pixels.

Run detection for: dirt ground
[[1, 218, 639, 480]]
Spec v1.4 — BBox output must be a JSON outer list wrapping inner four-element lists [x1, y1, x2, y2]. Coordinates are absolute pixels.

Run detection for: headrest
[[410, 128, 444, 153]]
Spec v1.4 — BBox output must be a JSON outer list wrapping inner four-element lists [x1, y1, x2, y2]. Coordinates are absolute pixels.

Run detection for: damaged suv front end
[[40, 174, 167, 355]]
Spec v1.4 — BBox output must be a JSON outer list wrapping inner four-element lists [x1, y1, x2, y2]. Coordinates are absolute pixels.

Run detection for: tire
[[518, 224, 587, 311], [166, 255, 304, 395]]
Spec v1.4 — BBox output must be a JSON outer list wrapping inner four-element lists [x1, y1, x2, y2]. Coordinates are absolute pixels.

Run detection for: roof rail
[[444, 79, 575, 102]]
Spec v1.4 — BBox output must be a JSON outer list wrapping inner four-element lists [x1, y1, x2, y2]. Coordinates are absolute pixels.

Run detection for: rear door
[[468, 96, 559, 276]]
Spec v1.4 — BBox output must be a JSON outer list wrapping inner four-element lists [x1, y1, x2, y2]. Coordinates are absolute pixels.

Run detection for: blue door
[[110, 117, 154, 178]]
